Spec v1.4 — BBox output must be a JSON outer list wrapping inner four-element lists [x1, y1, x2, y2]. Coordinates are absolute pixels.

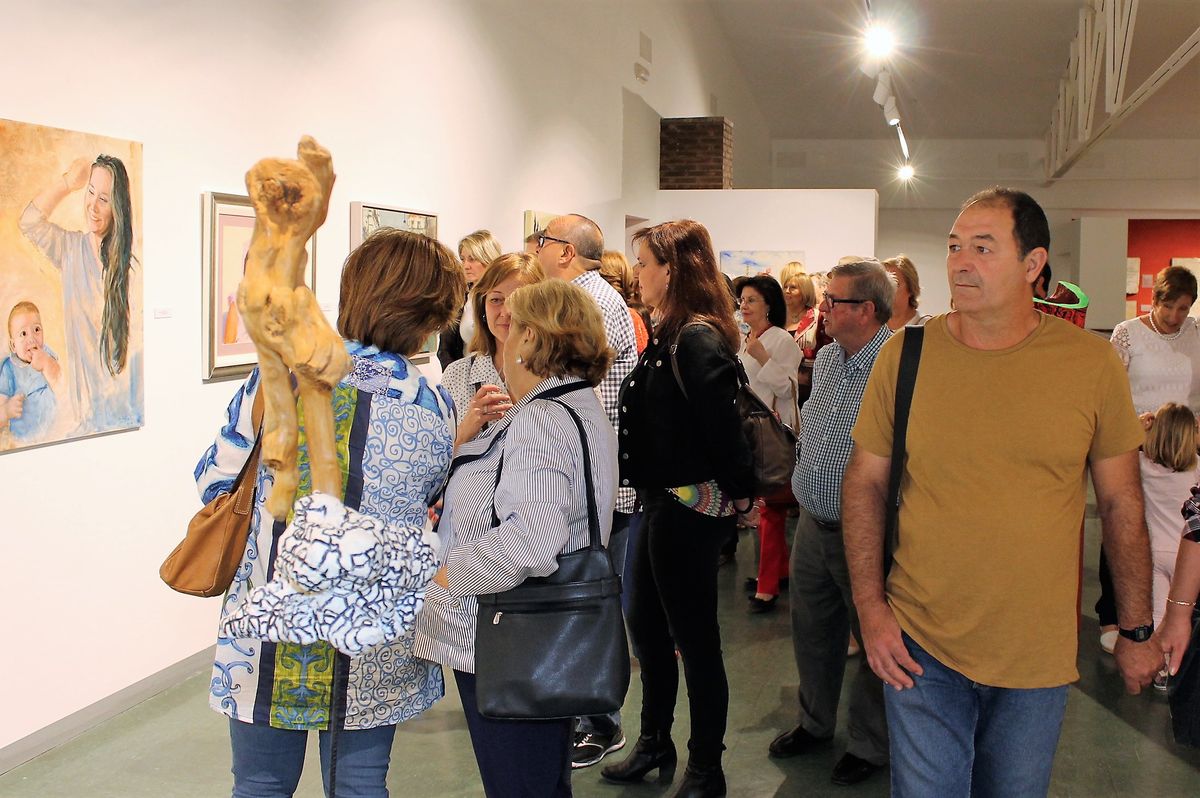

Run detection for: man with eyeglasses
[[769, 257, 894, 787], [843, 188, 1159, 796], [537, 213, 638, 769]]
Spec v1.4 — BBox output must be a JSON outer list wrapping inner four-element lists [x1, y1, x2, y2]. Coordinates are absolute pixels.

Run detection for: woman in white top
[[737, 275, 803, 611], [1098, 265, 1200, 652], [437, 230, 502, 369], [440, 252, 544, 449]]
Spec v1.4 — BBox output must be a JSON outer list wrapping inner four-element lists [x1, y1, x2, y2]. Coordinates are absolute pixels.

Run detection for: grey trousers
[[789, 505, 889, 765]]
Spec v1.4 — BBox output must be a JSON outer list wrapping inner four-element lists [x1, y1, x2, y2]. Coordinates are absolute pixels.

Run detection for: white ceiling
[[706, 0, 1200, 141]]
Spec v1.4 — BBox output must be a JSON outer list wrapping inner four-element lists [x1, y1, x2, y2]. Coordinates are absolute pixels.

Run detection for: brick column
[[660, 117, 733, 189]]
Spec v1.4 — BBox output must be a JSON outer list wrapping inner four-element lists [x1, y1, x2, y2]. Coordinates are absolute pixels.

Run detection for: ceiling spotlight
[[872, 71, 892, 106], [865, 25, 895, 59], [883, 98, 900, 126], [898, 164, 915, 181], [896, 124, 910, 160]]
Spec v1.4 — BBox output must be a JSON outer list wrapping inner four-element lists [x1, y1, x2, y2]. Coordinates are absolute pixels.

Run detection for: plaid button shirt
[[792, 324, 892, 523], [573, 270, 637, 513]]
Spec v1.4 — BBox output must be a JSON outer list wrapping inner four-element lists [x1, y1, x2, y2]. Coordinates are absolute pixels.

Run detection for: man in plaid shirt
[[537, 213, 637, 767], [770, 258, 895, 788]]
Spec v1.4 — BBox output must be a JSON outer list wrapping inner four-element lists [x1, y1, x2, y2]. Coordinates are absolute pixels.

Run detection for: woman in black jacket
[[602, 219, 754, 798]]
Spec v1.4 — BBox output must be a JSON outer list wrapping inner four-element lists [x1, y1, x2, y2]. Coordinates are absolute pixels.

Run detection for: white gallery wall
[[0, 0, 785, 757], [773, 137, 1200, 323]]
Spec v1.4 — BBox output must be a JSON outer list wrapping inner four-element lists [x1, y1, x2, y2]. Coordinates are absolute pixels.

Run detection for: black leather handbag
[[473, 397, 630, 720]]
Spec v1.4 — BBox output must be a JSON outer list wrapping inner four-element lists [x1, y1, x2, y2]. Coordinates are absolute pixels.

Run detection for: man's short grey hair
[[830, 257, 894, 324], [560, 213, 605, 268]]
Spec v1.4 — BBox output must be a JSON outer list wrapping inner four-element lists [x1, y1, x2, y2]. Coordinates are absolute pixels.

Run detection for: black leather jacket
[[617, 322, 754, 500]]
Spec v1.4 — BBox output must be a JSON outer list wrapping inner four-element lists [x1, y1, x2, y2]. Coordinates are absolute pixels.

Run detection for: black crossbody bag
[[473, 393, 630, 720]]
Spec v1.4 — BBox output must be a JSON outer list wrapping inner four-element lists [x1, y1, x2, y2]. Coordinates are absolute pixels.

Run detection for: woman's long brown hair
[[633, 219, 738, 351]]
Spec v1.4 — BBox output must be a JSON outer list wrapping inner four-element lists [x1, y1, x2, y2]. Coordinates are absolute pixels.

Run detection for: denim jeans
[[228, 718, 397, 798], [885, 634, 1068, 798]]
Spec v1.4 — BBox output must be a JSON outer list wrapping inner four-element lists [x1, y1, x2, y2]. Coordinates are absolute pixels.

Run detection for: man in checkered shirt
[[769, 257, 895, 788], [537, 213, 637, 767]]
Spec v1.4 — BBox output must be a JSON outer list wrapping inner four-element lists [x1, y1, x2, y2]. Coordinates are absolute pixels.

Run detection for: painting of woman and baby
[[0, 118, 143, 452]]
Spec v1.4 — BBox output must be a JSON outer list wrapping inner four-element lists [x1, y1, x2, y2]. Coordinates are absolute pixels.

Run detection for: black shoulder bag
[[883, 326, 924, 577], [669, 323, 797, 495], [473, 397, 630, 720]]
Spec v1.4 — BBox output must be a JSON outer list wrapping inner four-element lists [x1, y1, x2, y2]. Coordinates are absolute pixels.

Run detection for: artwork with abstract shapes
[[0, 118, 143, 452], [719, 250, 807, 279]]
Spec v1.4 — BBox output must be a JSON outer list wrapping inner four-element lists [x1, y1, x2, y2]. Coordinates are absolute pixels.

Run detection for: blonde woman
[[438, 230, 502, 368], [781, 261, 819, 405], [416, 280, 618, 798]]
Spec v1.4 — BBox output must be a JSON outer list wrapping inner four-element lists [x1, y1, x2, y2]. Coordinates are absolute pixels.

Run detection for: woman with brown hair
[[195, 228, 465, 796], [603, 219, 753, 797], [440, 252, 544, 448], [882, 254, 931, 330]]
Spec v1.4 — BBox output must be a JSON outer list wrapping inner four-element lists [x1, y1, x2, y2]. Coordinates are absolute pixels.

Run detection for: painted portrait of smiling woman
[[1, 118, 144, 448]]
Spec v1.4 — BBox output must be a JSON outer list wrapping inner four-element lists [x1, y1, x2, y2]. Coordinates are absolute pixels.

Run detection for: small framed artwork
[[202, 192, 316, 381], [350, 202, 438, 249], [523, 210, 560, 239], [349, 202, 440, 363]]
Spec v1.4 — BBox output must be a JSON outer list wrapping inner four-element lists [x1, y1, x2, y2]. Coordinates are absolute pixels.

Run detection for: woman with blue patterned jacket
[[194, 229, 465, 798]]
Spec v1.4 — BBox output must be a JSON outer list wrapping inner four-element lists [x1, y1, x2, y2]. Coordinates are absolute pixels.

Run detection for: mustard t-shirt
[[852, 313, 1143, 688]]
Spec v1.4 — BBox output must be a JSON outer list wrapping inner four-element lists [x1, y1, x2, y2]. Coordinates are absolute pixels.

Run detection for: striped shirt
[[573, 269, 637, 513], [440, 352, 504, 428], [792, 324, 892, 523], [413, 377, 618, 673]]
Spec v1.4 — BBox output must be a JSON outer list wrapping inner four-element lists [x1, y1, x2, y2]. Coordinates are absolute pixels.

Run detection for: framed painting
[[0, 118, 144, 453], [523, 210, 561, 239], [350, 202, 437, 249], [349, 202, 439, 363], [719, 250, 807, 279], [202, 192, 316, 380]]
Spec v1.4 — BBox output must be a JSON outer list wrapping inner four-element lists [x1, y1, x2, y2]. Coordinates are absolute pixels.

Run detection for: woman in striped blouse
[[414, 280, 619, 797], [195, 229, 465, 797]]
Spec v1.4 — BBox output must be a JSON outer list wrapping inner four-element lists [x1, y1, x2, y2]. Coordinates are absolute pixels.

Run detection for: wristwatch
[[1118, 624, 1154, 643]]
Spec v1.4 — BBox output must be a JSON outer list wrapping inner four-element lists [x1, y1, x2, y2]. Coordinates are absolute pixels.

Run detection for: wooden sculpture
[[238, 136, 352, 520]]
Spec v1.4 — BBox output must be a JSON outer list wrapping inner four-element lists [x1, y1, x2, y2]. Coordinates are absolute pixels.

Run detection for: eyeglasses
[[821, 294, 868, 307], [537, 233, 571, 249]]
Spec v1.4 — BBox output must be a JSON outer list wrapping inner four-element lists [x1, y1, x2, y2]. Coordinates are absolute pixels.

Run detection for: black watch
[[1118, 624, 1154, 643]]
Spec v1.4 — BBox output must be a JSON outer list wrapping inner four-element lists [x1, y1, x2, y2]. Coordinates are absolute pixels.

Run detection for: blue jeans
[[455, 670, 573, 797], [577, 510, 631, 736], [229, 718, 397, 798], [885, 634, 1068, 798]]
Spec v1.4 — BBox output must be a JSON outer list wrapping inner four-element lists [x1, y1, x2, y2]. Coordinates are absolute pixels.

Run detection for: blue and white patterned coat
[[194, 342, 454, 730]]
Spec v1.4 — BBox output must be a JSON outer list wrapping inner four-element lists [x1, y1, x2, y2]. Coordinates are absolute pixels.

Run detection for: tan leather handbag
[[161, 390, 265, 597]]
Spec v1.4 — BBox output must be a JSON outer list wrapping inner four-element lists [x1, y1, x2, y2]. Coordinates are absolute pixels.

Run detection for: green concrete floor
[[3, 523, 1199, 797]]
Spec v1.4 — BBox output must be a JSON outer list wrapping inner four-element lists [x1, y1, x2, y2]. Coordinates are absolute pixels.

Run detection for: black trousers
[[627, 490, 732, 765], [1096, 545, 1118, 627], [455, 670, 572, 797]]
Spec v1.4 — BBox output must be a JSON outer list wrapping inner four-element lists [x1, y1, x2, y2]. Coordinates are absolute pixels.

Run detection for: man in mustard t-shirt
[[842, 187, 1163, 797]]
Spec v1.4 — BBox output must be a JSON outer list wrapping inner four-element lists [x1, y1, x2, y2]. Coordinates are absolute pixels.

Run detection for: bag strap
[[883, 327, 924, 576], [231, 388, 267, 513], [487, 383, 602, 552], [669, 320, 745, 401]]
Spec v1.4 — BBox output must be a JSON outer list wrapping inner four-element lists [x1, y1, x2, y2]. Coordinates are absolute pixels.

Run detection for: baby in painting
[[0, 301, 61, 444]]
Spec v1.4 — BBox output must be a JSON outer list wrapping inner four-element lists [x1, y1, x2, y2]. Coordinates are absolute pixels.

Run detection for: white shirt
[[1111, 317, 1200, 415], [739, 325, 803, 430]]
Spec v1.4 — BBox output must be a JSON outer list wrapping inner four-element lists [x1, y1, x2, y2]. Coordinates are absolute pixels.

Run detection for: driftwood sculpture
[[238, 137, 352, 520]]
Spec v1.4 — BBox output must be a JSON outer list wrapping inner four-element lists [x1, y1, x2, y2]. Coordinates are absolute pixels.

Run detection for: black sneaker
[[572, 728, 627, 769]]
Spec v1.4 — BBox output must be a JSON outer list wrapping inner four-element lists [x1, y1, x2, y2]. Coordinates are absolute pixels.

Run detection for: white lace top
[[1110, 317, 1200, 415]]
